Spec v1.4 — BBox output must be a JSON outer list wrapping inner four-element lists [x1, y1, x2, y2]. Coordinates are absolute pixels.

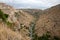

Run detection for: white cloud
[[12, 0, 60, 8], [0, 0, 13, 3], [0, 0, 60, 9]]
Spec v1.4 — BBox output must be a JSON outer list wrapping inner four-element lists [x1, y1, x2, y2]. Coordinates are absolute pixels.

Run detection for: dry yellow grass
[[0, 21, 22, 40]]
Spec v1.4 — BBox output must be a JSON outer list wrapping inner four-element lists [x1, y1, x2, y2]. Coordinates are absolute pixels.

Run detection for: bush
[[6, 21, 13, 26], [0, 9, 9, 22], [54, 36, 60, 40], [33, 31, 51, 40]]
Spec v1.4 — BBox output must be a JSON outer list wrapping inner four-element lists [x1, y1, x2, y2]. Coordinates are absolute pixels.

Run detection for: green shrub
[[34, 31, 60, 40], [54, 36, 60, 40], [6, 21, 12, 26], [38, 32, 50, 40], [30, 31, 51, 40], [0, 9, 9, 22]]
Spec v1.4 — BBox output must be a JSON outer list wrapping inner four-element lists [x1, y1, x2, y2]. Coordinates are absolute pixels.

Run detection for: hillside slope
[[0, 3, 35, 40], [35, 4, 60, 38]]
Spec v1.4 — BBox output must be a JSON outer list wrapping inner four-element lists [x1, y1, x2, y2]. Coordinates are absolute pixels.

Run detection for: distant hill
[[17, 9, 43, 19]]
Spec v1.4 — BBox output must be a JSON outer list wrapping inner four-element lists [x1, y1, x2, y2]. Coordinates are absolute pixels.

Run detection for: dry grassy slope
[[35, 4, 60, 37], [0, 21, 28, 40], [0, 3, 35, 40]]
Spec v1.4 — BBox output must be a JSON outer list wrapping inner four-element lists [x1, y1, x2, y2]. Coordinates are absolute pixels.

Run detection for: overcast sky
[[0, 0, 60, 9]]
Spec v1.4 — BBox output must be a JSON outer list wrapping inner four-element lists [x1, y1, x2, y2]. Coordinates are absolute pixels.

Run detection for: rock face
[[35, 4, 60, 38]]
